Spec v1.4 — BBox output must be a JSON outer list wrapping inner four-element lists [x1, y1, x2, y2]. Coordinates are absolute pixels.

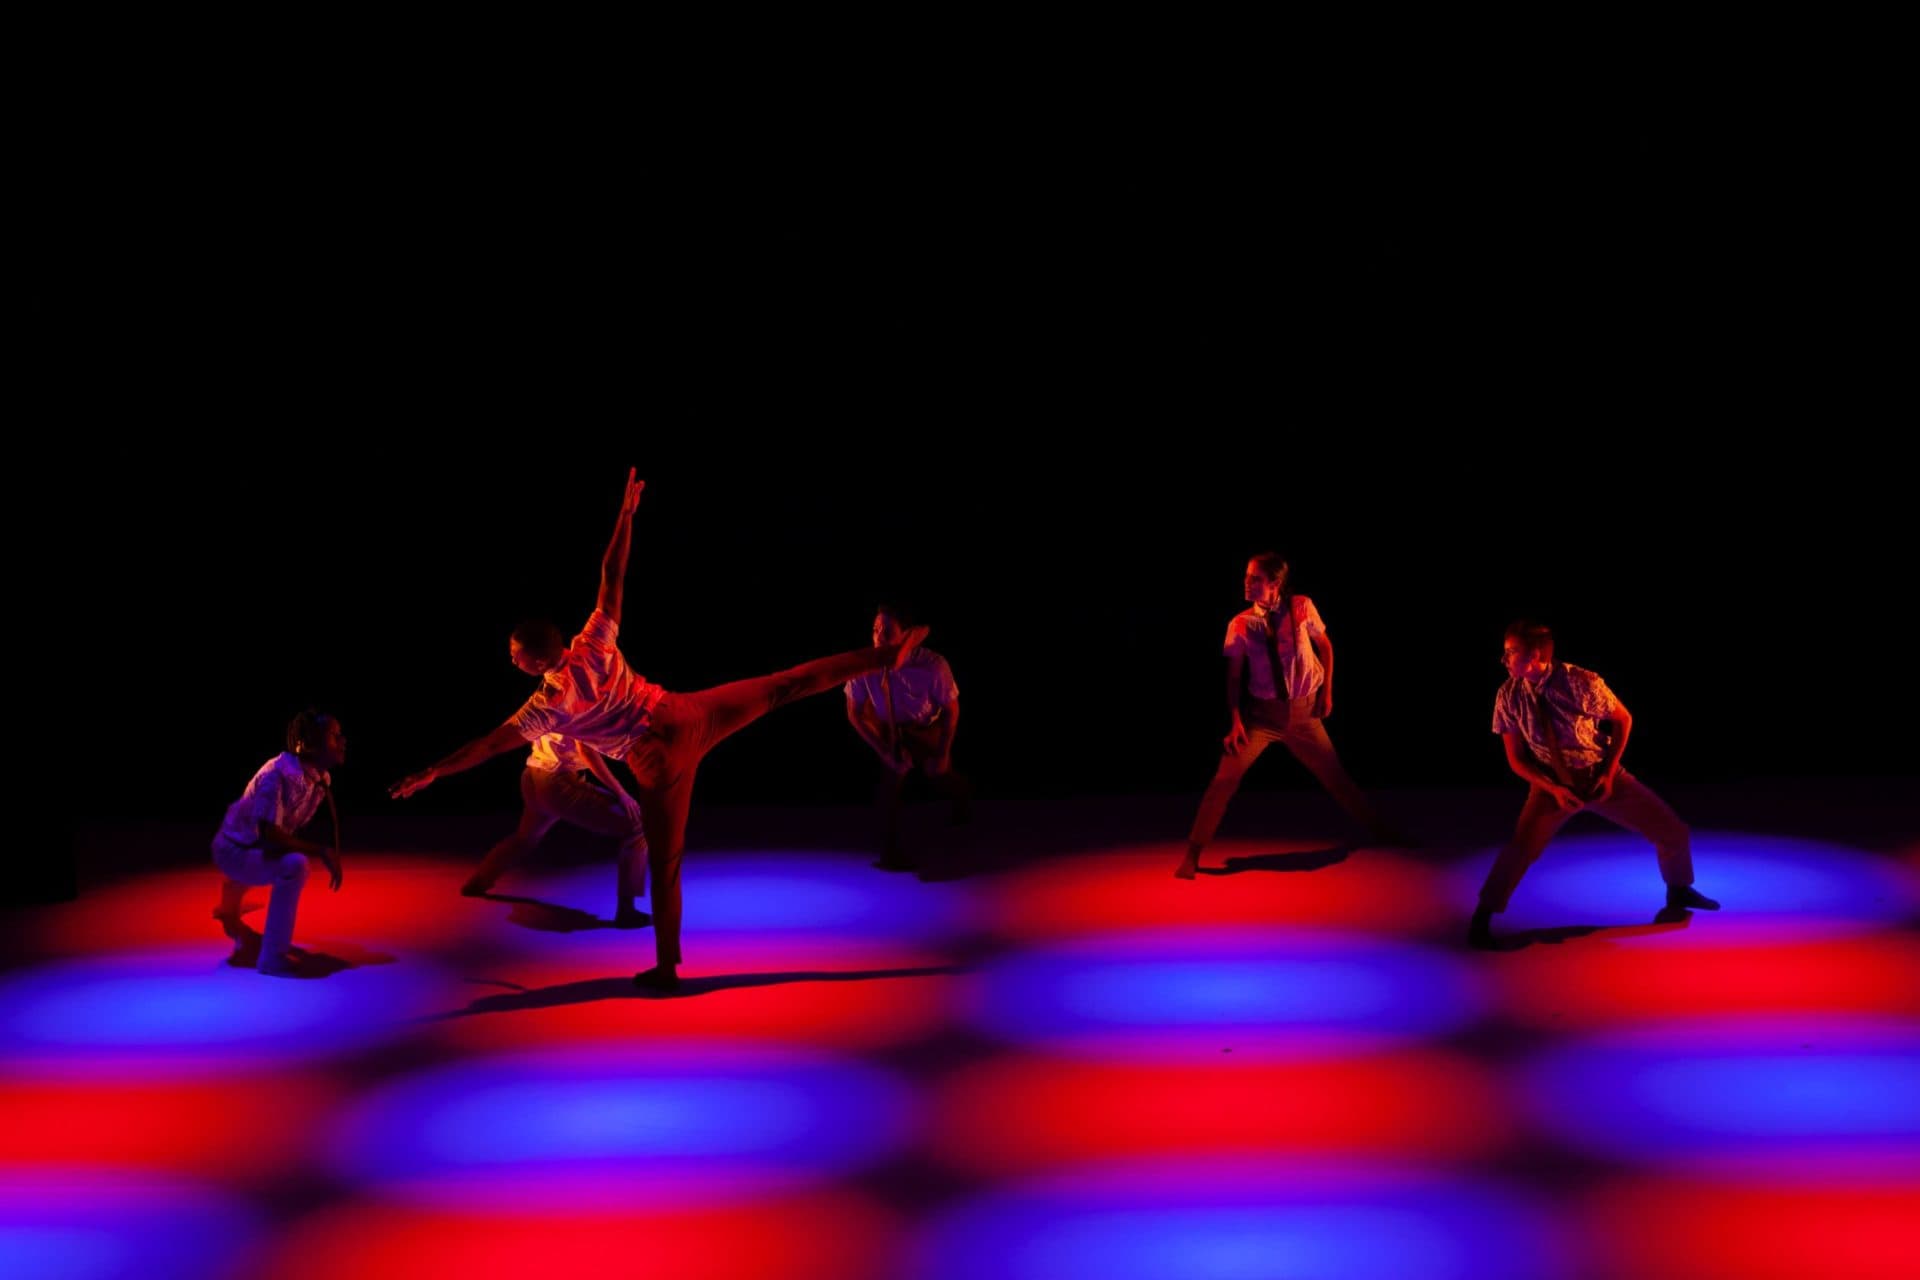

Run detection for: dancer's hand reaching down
[[390, 768, 437, 799]]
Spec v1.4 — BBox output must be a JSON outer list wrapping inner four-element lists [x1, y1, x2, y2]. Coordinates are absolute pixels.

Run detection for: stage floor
[[15, 780, 1918, 1279]]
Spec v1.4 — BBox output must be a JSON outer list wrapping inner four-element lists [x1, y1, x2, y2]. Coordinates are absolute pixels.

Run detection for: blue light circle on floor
[[330, 1044, 917, 1207], [521, 850, 970, 942], [970, 928, 1484, 1057], [912, 1159, 1567, 1280], [0, 1174, 257, 1280], [0, 948, 448, 1074], [1453, 832, 1918, 935], [1527, 1017, 1920, 1176]]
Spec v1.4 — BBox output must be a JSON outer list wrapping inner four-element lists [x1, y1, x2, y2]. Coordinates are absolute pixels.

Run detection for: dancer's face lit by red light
[[510, 638, 560, 677], [1502, 639, 1553, 685], [872, 612, 904, 648], [1243, 560, 1286, 609]]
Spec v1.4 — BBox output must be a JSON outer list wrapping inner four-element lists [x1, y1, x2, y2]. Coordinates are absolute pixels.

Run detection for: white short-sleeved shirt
[[508, 609, 667, 760], [845, 648, 958, 726], [1225, 596, 1327, 700]]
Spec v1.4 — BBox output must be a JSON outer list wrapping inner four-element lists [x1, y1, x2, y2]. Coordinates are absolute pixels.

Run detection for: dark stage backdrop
[[54, 126, 1911, 821], [73, 440, 1908, 823]]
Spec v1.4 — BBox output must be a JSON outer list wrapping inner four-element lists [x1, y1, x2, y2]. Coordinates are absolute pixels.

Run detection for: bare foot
[[214, 910, 263, 947]]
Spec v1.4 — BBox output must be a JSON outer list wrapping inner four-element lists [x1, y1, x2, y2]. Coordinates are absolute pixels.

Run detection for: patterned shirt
[[1492, 663, 1622, 769], [846, 648, 958, 726], [215, 751, 331, 850]]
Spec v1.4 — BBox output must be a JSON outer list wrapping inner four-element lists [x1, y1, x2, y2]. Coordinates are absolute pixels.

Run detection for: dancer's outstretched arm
[[596, 467, 645, 627], [390, 722, 527, 798]]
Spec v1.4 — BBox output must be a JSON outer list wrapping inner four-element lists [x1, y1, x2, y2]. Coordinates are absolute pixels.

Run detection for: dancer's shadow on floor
[[432, 963, 962, 1016], [225, 937, 396, 978], [472, 893, 651, 933], [1486, 908, 1695, 952], [1201, 843, 1353, 876]]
